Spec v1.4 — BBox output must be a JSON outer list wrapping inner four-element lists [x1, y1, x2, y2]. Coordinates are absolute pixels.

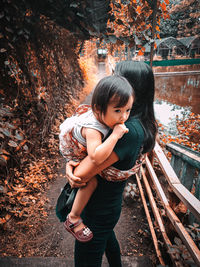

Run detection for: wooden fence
[[166, 142, 200, 202], [136, 142, 200, 266]]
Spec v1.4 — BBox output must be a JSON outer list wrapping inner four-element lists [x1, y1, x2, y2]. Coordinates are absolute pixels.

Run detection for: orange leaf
[[161, 2, 166, 11], [12, 186, 28, 193], [138, 50, 144, 56], [155, 25, 160, 31], [5, 214, 11, 221], [136, 6, 142, 14], [0, 218, 6, 224], [1, 155, 9, 161], [1, 149, 10, 155]]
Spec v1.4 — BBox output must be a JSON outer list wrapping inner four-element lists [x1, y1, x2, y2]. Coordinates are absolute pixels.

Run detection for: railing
[[136, 142, 200, 266], [166, 142, 200, 201], [144, 58, 200, 67]]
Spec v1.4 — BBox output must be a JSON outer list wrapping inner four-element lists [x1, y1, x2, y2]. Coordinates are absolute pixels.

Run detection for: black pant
[[74, 176, 125, 267], [75, 229, 122, 267]]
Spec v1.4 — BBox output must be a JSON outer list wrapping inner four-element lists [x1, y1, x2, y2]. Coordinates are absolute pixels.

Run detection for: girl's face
[[100, 95, 134, 129]]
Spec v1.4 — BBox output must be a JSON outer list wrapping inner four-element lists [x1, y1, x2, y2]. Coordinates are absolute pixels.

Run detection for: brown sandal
[[64, 215, 93, 243]]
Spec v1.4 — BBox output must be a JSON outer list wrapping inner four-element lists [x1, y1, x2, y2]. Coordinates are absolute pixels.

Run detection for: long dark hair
[[115, 61, 157, 153], [91, 75, 134, 115]]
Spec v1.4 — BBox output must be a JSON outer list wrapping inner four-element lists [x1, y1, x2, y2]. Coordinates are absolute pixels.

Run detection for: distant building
[[144, 37, 187, 60], [179, 36, 200, 58], [97, 48, 107, 60]]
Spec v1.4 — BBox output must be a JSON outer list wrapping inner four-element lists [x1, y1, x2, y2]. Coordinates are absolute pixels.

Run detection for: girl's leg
[[105, 230, 122, 267], [68, 176, 98, 233]]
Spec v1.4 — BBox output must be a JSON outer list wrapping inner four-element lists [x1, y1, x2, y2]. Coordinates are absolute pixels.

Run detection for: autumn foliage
[[106, 0, 169, 56], [158, 112, 200, 153], [0, 16, 87, 229]]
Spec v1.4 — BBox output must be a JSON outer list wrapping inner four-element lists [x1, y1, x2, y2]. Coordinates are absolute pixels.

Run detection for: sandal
[[64, 215, 93, 243]]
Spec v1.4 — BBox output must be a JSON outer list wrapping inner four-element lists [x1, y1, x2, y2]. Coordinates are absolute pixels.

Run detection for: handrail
[[154, 142, 200, 221], [166, 142, 200, 169], [137, 141, 200, 266], [144, 58, 200, 67], [166, 142, 200, 206]]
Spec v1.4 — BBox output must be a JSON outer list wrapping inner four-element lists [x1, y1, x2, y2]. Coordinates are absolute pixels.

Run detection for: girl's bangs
[[109, 93, 130, 108]]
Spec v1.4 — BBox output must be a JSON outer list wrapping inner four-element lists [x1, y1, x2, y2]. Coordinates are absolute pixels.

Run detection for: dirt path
[[39, 160, 157, 265]]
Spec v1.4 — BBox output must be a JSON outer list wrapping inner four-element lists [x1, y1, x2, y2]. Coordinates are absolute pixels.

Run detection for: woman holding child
[[64, 61, 157, 266]]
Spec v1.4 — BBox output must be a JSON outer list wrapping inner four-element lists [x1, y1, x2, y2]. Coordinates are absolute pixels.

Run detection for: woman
[[66, 61, 157, 267]]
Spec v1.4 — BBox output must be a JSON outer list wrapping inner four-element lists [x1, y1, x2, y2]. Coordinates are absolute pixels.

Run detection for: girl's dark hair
[[115, 61, 157, 153], [91, 75, 134, 115]]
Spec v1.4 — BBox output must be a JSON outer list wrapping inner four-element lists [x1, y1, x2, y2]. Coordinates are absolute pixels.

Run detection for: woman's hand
[[131, 153, 146, 173], [66, 160, 86, 188]]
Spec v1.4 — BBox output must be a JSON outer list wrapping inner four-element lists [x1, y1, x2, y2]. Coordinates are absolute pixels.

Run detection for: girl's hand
[[66, 160, 86, 188], [112, 123, 129, 139]]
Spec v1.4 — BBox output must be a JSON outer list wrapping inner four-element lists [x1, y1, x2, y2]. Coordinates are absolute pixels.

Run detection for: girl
[[59, 75, 135, 242]]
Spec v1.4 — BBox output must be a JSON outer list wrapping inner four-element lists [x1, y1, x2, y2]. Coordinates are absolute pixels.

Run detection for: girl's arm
[[66, 151, 119, 187], [85, 124, 128, 165]]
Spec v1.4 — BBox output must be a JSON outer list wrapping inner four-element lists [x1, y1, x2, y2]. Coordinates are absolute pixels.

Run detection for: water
[[154, 71, 200, 135], [154, 100, 191, 135]]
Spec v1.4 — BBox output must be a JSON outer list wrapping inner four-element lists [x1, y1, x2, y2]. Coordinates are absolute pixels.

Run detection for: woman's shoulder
[[125, 117, 144, 136], [126, 116, 141, 124], [113, 117, 145, 168]]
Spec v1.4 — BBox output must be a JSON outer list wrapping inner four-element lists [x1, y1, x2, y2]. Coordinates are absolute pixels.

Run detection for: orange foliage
[[78, 40, 99, 98], [107, 0, 169, 51], [136, 6, 142, 14], [0, 22, 86, 228], [161, 2, 167, 11], [137, 50, 143, 56], [158, 113, 200, 153], [0, 158, 59, 224]]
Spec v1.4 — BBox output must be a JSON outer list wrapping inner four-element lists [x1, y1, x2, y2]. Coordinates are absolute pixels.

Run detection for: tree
[[173, 0, 200, 37], [159, 0, 200, 38], [105, 0, 169, 59]]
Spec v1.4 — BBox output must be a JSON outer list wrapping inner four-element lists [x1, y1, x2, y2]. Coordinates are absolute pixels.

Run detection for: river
[[154, 71, 200, 135]]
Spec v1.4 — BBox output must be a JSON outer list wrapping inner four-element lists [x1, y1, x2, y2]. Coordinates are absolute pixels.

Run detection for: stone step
[[0, 256, 152, 267]]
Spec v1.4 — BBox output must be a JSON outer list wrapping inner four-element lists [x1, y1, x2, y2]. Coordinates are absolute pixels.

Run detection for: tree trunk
[[149, 0, 158, 68]]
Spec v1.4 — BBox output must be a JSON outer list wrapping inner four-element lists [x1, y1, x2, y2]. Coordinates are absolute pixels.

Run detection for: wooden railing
[[136, 142, 200, 266], [166, 142, 200, 199]]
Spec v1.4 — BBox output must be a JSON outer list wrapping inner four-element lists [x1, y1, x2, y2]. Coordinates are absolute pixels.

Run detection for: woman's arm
[[66, 151, 119, 188]]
